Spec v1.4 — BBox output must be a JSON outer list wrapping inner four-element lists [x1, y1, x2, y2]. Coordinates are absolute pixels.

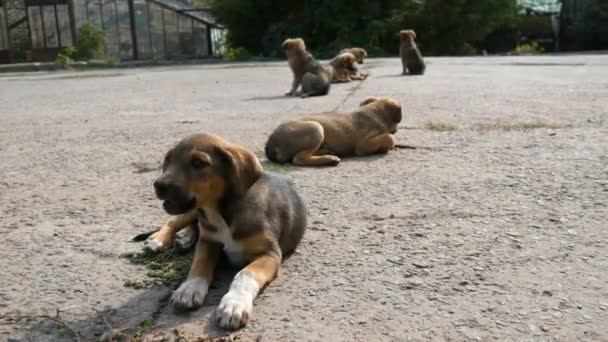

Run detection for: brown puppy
[[400, 30, 425, 75], [340, 47, 368, 64], [265, 96, 402, 166], [147, 133, 306, 330], [339, 47, 369, 80], [326, 52, 358, 83], [282, 38, 331, 97]]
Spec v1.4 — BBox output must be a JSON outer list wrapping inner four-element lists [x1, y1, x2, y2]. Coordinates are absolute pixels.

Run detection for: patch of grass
[[123, 279, 155, 289], [475, 120, 573, 132], [120, 251, 192, 289], [132, 319, 154, 341], [263, 162, 291, 173], [423, 121, 461, 132]]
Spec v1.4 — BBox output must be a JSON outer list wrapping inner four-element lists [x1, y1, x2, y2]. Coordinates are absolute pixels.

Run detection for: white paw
[[174, 228, 196, 250], [143, 237, 168, 254], [171, 277, 209, 311], [216, 290, 253, 330]]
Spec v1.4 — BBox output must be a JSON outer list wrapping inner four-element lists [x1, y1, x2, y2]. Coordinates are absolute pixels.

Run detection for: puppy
[[326, 52, 358, 83], [265, 96, 402, 166], [282, 38, 331, 97], [340, 47, 367, 64], [400, 30, 425, 75], [148, 133, 306, 330], [339, 47, 368, 80]]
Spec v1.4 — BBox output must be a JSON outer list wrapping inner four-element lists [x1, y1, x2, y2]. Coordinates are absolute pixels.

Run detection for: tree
[[575, 0, 608, 50], [209, 0, 519, 57]]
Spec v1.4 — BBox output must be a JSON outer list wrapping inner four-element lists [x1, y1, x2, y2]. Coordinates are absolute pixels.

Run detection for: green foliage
[[210, 0, 520, 57], [262, 21, 302, 58], [415, 0, 519, 55], [516, 41, 544, 54], [120, 250, 192, 288], [74, 22, 105, 60], [575, 0, 608, 50], [224, 47, 251, 60], [518, 15, 553, 36], [55, 46, 77, 65], [132, 319, 154, 341], [481, 25, 520, 53]]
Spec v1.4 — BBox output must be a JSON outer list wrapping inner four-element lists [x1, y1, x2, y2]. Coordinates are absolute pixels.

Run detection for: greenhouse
[[0, 0, 224, 63]]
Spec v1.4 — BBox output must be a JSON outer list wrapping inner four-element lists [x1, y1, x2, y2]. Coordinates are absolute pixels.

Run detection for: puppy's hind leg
[[291, 121, 340, 166]]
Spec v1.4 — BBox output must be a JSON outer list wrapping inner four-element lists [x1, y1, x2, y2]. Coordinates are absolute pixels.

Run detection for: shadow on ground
[[19, 257, 241, 341]]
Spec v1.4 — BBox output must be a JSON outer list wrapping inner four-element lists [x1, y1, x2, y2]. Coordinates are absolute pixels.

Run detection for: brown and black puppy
[[326, 52, 358, 83], [400, 30, 425, 75], [147, 133, 306, 330], [265, 96, 402, 166], [282, 38, 331, 97]]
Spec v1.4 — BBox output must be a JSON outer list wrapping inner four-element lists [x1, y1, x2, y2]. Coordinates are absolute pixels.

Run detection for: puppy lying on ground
[[265, 96, 402, 166], [400, 30, 425, 75], [340, 47, 367, 64], [283, 38, 331, 97], [339, 47, 368, 80], [145, 133, 306, 330], [326, 52, 360, 83]]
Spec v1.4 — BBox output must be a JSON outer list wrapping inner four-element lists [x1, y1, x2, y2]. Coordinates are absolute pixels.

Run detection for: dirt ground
[[1, 55, 607, 341]]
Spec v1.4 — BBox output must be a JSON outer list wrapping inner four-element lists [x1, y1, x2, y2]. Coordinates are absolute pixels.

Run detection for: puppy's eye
[[162, 155, 170, 171], [191, 158, 207, 169]]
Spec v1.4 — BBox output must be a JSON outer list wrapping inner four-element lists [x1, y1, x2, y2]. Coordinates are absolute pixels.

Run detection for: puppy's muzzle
[[154, 178, 196, 215]]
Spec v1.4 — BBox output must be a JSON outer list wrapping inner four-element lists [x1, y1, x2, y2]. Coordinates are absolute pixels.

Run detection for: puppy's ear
[[282, 39, 290, 50], [410, 30, 416, 39], [360, 96, 379, 106], [214, 144, 263, 196], [295, 38, 306, 51]]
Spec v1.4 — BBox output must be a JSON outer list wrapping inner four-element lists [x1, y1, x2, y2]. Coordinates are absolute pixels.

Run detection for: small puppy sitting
[[399, 30, 425, 75], [326, 52, 359, 83], [282, 38, 331, 97], [265, 96, 402, 166], [147, 133, 306, 330]]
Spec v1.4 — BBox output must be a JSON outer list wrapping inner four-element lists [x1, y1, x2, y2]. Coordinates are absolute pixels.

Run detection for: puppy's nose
[[154, 179, 170, 197]]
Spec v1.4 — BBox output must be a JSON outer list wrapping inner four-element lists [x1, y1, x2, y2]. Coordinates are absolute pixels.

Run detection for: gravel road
[[1, 55, 607, 341]]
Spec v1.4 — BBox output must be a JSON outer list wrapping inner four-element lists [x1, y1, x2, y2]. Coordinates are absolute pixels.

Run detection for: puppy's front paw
[[285, 91, 294, 96], [216, 291, 253, 330], [143, 233, 170, 254], [174, 228, 196, 251], [172, 277, 209, 311]]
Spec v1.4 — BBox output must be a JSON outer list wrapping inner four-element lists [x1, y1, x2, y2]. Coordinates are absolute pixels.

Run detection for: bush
[[481, 25, 520, 53], [262, 21, 301, 58], [224, 47, 251, 60], [516, 41, 544, 54], [575, 0, 608, 50], [210, 0, 519, 57], [74, 22, 105, 60], [55, 45, 77, 65]]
